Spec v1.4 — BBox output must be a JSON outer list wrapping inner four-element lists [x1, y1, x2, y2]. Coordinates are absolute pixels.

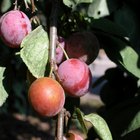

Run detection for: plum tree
[[0, 10, 31, 48], [65, 31, 100, 65], [28, 77, 65, 117], [57, 58, 91, 97]]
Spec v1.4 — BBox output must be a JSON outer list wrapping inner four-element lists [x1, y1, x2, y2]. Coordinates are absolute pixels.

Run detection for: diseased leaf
[[0, 67, 8, 107], [20, 25, 49, 78], [87, 0, 109, 18], [84, 113, 113, 140]]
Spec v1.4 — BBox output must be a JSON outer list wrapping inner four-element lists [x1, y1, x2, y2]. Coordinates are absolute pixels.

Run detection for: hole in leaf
[[97, 11, 101, 15]]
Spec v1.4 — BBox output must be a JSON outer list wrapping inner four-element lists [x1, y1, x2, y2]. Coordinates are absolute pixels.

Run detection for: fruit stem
[[57, 43, 69, 60], [24, 0, 29, 10], [30, 0, 36, 13], [56, 108, 66, 140], [13, 0, 18, 10]]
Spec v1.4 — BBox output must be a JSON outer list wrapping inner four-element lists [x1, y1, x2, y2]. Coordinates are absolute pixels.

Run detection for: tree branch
[[49, 1, 65, 140]]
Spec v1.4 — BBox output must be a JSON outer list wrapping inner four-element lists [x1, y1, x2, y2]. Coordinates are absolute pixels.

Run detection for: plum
[[28, 77, 65, 117], [65, 31, 100, 64], [58, 58, 91, 97], [0, 10, 31, 48], [56, 36, 66, 65]]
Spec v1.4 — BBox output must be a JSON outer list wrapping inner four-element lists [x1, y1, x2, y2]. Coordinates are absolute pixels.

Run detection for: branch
[[30, 0, 36, 13], [49, 0, 59, 77], [49, 1, 65, 140], [56, 108, 66, 140]]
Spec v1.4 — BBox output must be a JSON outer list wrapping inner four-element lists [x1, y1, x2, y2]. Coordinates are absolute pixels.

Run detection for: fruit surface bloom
[[58, 58, 91, 97], [0, 10, 31, 48], [28, 77, 65, 117]]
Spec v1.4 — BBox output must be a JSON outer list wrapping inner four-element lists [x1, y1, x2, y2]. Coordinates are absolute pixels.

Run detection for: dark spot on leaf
[[97, 11, 101, 15]]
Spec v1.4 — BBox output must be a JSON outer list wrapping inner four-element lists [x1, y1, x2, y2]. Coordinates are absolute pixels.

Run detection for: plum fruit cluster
[[0, 10, 31, 48], [55, 31, 100, 98], [56, 31, 100, 65], [28, 29, 99, 117]]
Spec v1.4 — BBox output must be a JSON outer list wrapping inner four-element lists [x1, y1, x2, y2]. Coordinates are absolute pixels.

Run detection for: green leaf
[[121, 111, 140, 137], [114, 4, 140, 48], [0, 67, 8, 107], [114, 5, 136, 38], [87, 0, 109, 18], [91, 18, 128, 37], [75, 108, 88, 134], [84, 113, 113, 140], [119, 46, 140, 78], [20, 25, 49, 78], [99, 96, 140, 139], [63, 0, 93, 9], [98, 34, 140, 78], [0, 0, 11, 13]]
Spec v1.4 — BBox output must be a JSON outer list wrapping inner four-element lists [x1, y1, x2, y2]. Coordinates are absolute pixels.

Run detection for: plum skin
[[28, 77, 65, 117], [63, 131, 84, 140], [56, 36, 66, 65], [58, 58, 91, 97], [65, 31, 100, 64], [0, 10, 31, 48]]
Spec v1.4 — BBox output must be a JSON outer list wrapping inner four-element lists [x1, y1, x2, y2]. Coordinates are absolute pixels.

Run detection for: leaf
[[106, 0, 120, 14], [114, 4, 139, 48], [98, 34, 140, 78], [84, 113, 113, 140], [0, 67, 8, 107], [99, 96, 140, 139], [87, 0, 109, 18], [114, 5, 136, 38], [0, 0, 11, 13], [63, 0, 93, 9], [91, 18, 128, 37], [119, 46, 140, 78], [20, 25, 49, 78], [121, 111, 140, 137], [75, 108, 88, 134]]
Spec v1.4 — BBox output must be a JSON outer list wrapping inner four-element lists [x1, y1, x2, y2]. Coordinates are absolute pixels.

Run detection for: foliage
[[0, 0, 140, 139]]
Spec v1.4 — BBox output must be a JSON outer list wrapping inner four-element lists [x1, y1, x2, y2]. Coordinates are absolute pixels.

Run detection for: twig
[[57, 42, 69, 60], [49, 0, 65, 139], [13, 0, 18, 10], [49, 0, 59, 77], [56, 108, 66, 140], [24, 0, 30, 10], [30, 0, 36, 13]]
